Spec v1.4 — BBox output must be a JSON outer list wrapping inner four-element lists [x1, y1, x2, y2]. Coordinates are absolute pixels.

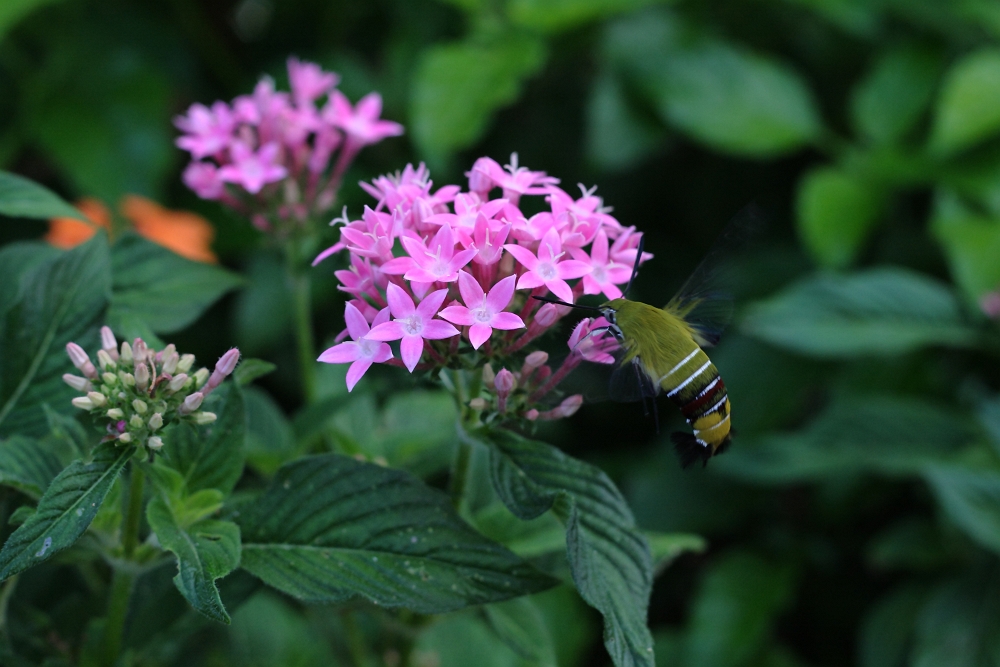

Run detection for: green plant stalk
[[342, 610, 376, 667], [102, 464, 145, 665], [285, 237, 318, 405], [448, 369, 475, 511]]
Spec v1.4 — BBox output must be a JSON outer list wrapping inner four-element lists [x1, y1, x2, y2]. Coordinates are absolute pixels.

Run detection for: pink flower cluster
[[316, 154, 650, 414], [176, 57, 403, 231]]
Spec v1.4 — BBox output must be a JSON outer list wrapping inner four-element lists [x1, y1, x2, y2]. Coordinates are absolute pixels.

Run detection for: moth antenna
[[532, 295, 601, 311], [622, 234, 645, 298]]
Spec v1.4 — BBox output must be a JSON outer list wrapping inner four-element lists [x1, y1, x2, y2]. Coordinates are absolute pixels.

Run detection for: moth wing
[[608, 355, 659, 403], [665, 204, 765, 347]]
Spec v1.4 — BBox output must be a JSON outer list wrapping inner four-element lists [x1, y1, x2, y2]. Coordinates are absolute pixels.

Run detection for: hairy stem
[[102, 464, 145, 665]]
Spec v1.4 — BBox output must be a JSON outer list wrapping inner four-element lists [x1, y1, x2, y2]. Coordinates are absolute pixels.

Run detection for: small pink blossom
[[381, 224, 477, 284], [318, 303, 393, 391], [182, 162, 225, 200], [367, 284, 459, 371], [570, 228, 633, 299], [504, 228, 592, 303], [439, 273, 525, 349], [981, 291, 1000, 319], [287, 56, 339, 106], [568, 317, 618, 364], [174, 102, 235, 159], [476, 154, 560, 206], [467, 214, 510, 266], [218, 142, 287, 194], [325, 91, 404, 149], [334, 255, 385, 300]]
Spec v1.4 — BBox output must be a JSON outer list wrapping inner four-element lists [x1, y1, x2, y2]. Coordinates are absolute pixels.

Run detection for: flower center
[[537, 262, 557, 281], [592, 266, 606, 283], [472, 307, 492, 324], [402, 315, 423, 336], [359, 338, 379, 358]]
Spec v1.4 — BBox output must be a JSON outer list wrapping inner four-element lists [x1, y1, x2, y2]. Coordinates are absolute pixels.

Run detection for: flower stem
[[102, 464, 145, 665], [291, 268, 317, 404]]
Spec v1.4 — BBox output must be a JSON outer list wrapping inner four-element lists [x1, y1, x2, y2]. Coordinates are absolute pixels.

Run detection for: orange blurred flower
[[46, 195, 218, 263]]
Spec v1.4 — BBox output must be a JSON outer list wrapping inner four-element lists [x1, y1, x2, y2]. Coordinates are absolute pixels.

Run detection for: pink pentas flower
[[476, 154, 560, 205], [182, 162, 224, 200], [568, 316, 618, 364], [504, 227, 592, 303], [325, 91, 404, 149], [467, 214, 510, 266], [288, 56, 339, 106], [425, 193, 507, 235], [381, 224, 477, 284], [318, 303, 392, 391], [334, 255, 385, 301], [174, 102, 235, 159], [218, 142, 287, 194], [610, 226, 654, 267], [439, 273, 525, 349], [570, 228, 633, 299], [367, 284, 459, 371]]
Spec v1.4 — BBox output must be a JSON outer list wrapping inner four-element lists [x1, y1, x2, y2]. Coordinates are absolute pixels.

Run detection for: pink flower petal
[[386, 283, 415, 318], [490, 312, 525, 330], [367, 321, 406, 342], [372, 342, 393, 363], [545, 278, 575, 303], [503, 244, 539, 270], [439, 306, 475, 326], [346, 359, 374, 391], [343, 303, 370, 341], [485, 275, 517, 314], [400, 335, 424, 372], [421, 320, 461, 340], [457, 271, 486, 308], [416, 289, 449, 319], [318, 341, 361, 364], [556, 260, 592, 280], [516, 272, 544, 290], [469, 323, 492, 349]]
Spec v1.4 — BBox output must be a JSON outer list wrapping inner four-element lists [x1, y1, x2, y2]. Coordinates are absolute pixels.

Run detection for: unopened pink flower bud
[[97, 349, 115, 371], [524, 351, 549, 370], [525, 409, 539, 421], [179, 392, 204, 415], [981, 291, 1000, 319], [469, 397, 487, 411], [468, 157, 495, 196], [204, 348, 240, 397], [534, 304, 559, 328], [133, 339, 148, 363], [177, 354, 195, 373], [119, 341, 133, 364], [62, 373, 92, 393], [495, 368, 516, 394], [135, 363, 150, 391], [412, 198, 434, 227], [66, 343, 98, 379], [106, 408, 124, 420], [71, 396, 95, 410], [161, 347, 179, 374], [100, 327, 119, 361], [87, 391, 107, 407], [167, 373, 189, 392], [118, 432, 132, 444], [559, 394, 584, 418], [191, 411, 217, 425]]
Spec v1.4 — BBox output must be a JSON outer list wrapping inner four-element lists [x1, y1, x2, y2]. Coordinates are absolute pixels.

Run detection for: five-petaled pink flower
[[218, 142, 287, 194], [439, 273, 525, 349], [174, 102, 235, 159], [568, 316, 618, 364], [318, 303, 393, 391], [381, 224, 477, 285], [367, 284, 460, 371], [571, 228, 633, 300], [504, 227, 592, 303], [325, 91, 404, 150]]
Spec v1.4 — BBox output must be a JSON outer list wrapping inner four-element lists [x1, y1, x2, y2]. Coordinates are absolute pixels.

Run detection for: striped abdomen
[[655, 345, 732, 454]]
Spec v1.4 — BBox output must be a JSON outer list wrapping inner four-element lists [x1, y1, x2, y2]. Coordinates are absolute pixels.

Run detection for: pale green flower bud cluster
[[469, 355, 583, 423], [64, 327, 241, 453]]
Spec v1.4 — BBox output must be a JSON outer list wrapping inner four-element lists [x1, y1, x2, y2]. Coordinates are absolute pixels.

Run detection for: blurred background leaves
[[2, 0, 1000, 666]]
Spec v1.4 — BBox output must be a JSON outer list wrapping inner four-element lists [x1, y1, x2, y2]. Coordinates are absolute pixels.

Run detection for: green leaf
[[233, 359, 276, 387], [484, 597, 559, 667], [0, 171, 85, 221], [233, 252, 292, 356], [715, 396, 969, 483], [108, 234, 242, 335], [682, 551, 796, 667], [224, 592, 336, 665], [741, 268, 976, 357], [0, 436, 63, 499], [160, 383, 245, 495], [413, 613, 522, 667], [472, 501, 566, 559], [412, 35, 547, 159], [476, 427, 654, 667], [931, 195, 1000, 304], [0, 242, 60, 316], [924, 466, 1000, 555], [585, 69, 668, 172], [146, 494, 240, 623], [859, 585, 927, 667], [796, 166, 885, 268], [237, 453, 555, 612], [850, 45, 942, 145], [508, 0, 659, 33], [0, 441, 133, 581], [910, 573, 1000, 667], [977, 396, 1000, 457], [644, 531, 706, 574], [930, 49, 1000, 156], [605, 10, 821, 157], [0, 236, 111, 437], [244, 387, 295, 476]]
